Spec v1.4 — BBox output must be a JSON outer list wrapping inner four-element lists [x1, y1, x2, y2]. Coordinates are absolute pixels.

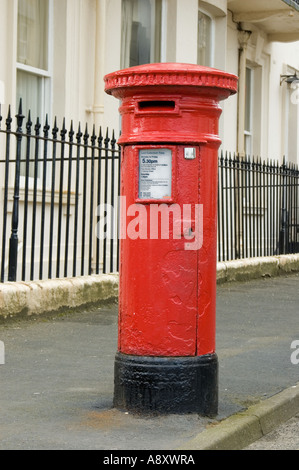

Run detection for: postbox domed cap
[[104, 62, 238, 99]]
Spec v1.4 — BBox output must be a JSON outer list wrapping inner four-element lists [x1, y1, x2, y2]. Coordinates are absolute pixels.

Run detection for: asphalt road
[[0, 272, 298, 450]]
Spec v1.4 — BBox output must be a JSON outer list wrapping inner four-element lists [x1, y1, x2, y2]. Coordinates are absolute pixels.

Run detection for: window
[[197, 9, 213, 67], [17, 0, 51, 124], [244, 67, 253, 156], [121, 0, 162, 69]]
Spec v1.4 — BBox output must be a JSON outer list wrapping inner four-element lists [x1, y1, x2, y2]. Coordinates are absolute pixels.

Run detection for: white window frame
[[16, 0, 53, 123], [197, 6, 215, 68], [121, 0, 164, 69], [16, 0, 53, 184], [244, 66, 254, 157]]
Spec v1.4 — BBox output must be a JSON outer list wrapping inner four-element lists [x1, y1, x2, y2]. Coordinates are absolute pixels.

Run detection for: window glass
[[17, 0, 49, 71], [17, 70, 43, 122], [121, 0, 162, 69], [197, 10, 212, 67], [17, 0, 50, 176], [245, 67, 252, 133]]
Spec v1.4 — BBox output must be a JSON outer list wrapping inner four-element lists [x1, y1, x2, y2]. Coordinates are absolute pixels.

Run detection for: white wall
[[220, 10, 238, 153], [1, 0, 299, 163]]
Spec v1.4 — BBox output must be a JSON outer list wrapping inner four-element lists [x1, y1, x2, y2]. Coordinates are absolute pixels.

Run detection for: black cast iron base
[[113, 352, 218, 416]]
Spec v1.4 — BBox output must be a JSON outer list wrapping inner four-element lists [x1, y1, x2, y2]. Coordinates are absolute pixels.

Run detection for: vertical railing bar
[[296, 165, 299, 252], [8, 99, 25, 282], [274, 160, 278, 255], [232, 154, 238, 260], [291, 163, 295, 253], [229, 153, 234, 260], [278, 160, 282, 254], [287, 163, 294, 253], [237, 156, 242, 259], [243, 155, 249, 258], [48, 118, 58, 279], [289, 163, 293, 253], [241, 157, 245, 259], [220, 151, 225, 261], [248, 156, 252, 258], [265, 160, 270, 256], [259, 158, 262, 257], [88, 126, 96, 275], [1, 107, 12, 282], [217, 152, 221, 262], [96, 128, 103, 274], [253, 157, 257, 257], [256, 157, 259, 256], [269, 160, 273, 256], [272, 159, 276, 256], [39, 115, 50, 280], [277, 160, 281, 254], [73, 124, 82, 277], [56, 119, 67, 279], [271, 162, 278, 255], [225, 152, 230, 260], [22, 111, 32, 281], [116, 142, 121, 272], [264, 160, 268, 256], [256, 158, 260, 257], [81, 125, 89, 276], [289, 163, 294, 253], [286, 161, 289, 254], [110, 130, 116, 273], [281, 158, 288, 254], [64, 121, 74, 278], [103, 129, 110, 273], [259, 158, 263, 256], [30, 118, 41, 280], [295, 165, 299, 252]]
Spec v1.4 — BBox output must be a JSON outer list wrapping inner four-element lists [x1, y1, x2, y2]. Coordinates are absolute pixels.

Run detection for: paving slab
[[0, 273, 299, 450]]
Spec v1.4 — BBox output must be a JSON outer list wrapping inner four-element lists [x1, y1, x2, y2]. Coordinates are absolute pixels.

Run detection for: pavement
[[0, 272, 299, 451]]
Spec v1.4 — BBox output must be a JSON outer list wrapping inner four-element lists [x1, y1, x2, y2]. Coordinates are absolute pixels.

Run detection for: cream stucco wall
[[1, 0, 299, 159], [1, 0, 299, 163]]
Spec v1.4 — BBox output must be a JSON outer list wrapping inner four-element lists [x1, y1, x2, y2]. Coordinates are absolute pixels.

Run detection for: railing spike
[[84, 123, 89, 142], [91, 124, 96, 144], [52, 117, 58, 138], [18, 97, 23, 115], [76, 122, 83, 141], [35, 117, 41, 135], [26, 110, 32, 132]]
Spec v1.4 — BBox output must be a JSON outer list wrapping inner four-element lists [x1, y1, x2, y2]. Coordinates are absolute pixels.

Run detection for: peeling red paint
[[104, 63, 238, 359]]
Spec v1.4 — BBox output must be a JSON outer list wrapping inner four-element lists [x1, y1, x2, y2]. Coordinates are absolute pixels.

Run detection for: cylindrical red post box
[[104, 63, 238, 415]]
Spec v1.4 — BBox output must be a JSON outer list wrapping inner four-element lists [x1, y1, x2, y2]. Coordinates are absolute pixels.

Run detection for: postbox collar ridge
[[104, 62, 238, 99]]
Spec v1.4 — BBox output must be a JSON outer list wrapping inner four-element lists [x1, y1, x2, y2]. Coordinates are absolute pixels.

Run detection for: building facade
[[0, 0, 299, 282], [1, 0, 299, 162]]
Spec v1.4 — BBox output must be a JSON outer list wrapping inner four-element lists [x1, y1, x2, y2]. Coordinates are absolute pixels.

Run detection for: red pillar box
[[104, 63, 238, 415]]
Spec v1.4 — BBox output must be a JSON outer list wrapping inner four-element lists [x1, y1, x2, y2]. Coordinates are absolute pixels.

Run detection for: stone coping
[[0, 254, 299, 320], [217, 254, 299, 284]]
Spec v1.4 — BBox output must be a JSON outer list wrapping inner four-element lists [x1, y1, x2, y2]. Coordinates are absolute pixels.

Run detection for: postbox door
[[119, 144, 202, 357]]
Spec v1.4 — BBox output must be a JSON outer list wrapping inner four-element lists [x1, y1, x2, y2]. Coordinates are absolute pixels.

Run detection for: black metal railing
[[218, 151, 299, 262], [1, 102, 299, 283], [0, 101, 120, 282]]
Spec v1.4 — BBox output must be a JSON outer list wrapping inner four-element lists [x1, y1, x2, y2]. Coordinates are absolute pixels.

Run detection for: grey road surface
[[0, 273, 298, 450]]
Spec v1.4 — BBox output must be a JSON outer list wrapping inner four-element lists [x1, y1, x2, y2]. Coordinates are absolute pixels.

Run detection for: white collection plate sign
[[139, 148, 172, 200]]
